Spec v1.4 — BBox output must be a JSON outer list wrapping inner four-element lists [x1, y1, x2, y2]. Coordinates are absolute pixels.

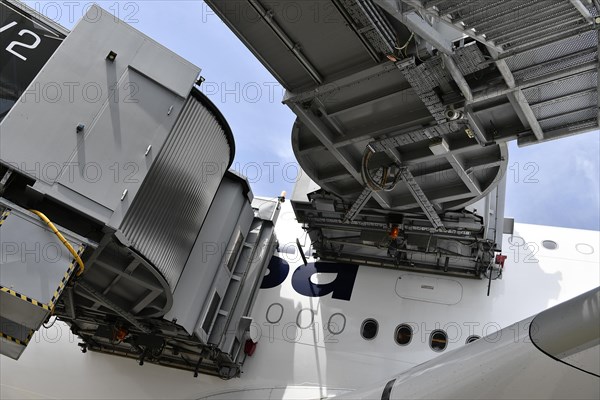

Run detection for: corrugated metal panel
[[120, 93, 231, 289]]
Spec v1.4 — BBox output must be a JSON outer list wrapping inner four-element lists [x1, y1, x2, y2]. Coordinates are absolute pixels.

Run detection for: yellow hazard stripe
[[48, 245, 84, 308], [0, 244, 84, 311], [0, 286, 51, 311], [0, 330, 33, 346], [0, 209, 10, 226]]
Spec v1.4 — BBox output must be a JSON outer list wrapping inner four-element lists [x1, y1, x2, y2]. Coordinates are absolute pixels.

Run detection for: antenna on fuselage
[[296, 238, 308, 266]]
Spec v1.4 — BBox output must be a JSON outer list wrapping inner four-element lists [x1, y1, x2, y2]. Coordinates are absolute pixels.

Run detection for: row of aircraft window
[[360, 319, 480, 352], [510, 236, 596, 255], [265, 305, 480, 352]]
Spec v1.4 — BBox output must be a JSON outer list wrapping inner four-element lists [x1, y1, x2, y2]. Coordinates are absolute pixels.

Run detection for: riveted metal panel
[[120, 91, 232, 290]]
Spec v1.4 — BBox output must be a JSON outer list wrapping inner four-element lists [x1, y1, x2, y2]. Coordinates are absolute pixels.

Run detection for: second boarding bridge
[[207, 0, 599, 277]]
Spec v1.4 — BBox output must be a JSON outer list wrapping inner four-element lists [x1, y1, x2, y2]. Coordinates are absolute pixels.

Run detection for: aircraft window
[[327, 313, 346, 335], [542, 240, 558, 250], [361, 319, 378, 340], [394, 324, 413, 346], [466, 335, 480, 344], [576, 243, 594, 255], [430, 330, 448, 352]]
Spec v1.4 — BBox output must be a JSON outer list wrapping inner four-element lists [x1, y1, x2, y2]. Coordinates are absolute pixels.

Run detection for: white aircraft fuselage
[[1, 202, 598, 399]]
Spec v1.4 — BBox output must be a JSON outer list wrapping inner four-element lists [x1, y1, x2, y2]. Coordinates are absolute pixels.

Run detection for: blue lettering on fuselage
[[260, 256, 359, 301], [261, 256, 290, 289]]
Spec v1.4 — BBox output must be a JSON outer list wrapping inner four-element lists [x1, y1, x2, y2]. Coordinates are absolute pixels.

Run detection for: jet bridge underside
[[206, 0, 599, 277]]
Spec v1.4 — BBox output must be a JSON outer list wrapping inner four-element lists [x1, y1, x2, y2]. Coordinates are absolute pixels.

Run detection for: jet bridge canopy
[[206, 0, 599, 277], [207, 0, 599, 144]]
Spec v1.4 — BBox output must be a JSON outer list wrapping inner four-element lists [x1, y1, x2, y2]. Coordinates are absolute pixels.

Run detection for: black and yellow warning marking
[[0, 286, 51, 311], [0, 244, 83, 312], [48, 245, 84, 309], [0, 209, 10, 226], [0, 330, 34, 346]]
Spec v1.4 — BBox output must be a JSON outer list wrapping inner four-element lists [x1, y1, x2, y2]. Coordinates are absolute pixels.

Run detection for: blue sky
[[24, 1, 600, 231]]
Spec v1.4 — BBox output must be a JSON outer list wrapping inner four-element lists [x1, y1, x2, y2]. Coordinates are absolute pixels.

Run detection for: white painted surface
[[1, 203, 599, 399], [339, 290, 600, 399]]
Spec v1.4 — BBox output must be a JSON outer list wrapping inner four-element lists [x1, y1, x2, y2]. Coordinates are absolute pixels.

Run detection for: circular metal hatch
[[292, 118, 508, 213]]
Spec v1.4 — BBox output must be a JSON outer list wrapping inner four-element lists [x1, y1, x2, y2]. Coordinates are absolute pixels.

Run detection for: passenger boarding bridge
[[0, 0, 598, 378], [207, 0, 599, 276]]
